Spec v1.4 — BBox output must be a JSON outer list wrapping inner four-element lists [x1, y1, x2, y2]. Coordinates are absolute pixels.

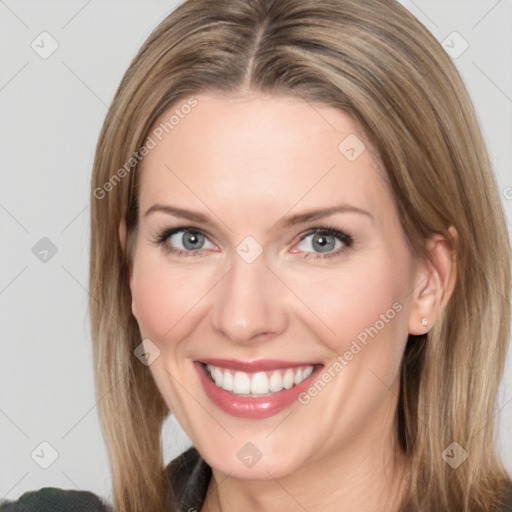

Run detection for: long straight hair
[[89, 0, 512, 510]]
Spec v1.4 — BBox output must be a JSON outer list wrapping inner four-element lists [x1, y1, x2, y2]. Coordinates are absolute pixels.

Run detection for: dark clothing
[[166, 445, 211, 511], [2, 446, 512, 511], [0, 447, 208, 512], [0, 487, 114, 512]]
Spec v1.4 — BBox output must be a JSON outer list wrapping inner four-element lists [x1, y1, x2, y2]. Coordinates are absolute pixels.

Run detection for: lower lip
[[194, 361, 323, 419]]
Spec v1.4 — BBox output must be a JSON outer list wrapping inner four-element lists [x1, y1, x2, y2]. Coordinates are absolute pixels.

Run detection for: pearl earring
[[421, 318, 428, 326]]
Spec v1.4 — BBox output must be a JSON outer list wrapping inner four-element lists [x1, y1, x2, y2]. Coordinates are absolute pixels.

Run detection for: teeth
[[213, 367, 223, 386], [222, 370, 233, 391], [251, 372, 269, 394], [269, 371, 283, 392], [205, 364, 316, 396], [233, 371, 251, 394], [302, 365, 313, 380], [283, 368, 295, 389]]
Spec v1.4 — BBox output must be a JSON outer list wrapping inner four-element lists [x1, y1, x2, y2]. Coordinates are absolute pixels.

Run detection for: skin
[[119, 92, 456, 512]]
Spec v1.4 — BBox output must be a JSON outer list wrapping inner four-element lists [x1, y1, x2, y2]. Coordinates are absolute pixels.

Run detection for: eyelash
[[151, 225, 354, 260]]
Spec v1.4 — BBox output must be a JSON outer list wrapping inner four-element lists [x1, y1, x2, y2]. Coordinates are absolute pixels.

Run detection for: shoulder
[[0, 486, 112, 512], [165, 445, 212, 511], [0, 449, 209, 512]]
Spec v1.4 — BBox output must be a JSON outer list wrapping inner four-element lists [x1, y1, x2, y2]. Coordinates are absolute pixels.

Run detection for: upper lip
[[197, 358, 321, 372]]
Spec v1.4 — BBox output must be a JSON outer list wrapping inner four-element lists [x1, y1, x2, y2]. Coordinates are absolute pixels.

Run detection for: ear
[[408, 226, 457, 335], [119, 218, 138, 320]]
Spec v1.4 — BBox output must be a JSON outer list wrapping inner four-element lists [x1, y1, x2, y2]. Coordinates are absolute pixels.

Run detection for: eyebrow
[[144, 203, 374, 228]]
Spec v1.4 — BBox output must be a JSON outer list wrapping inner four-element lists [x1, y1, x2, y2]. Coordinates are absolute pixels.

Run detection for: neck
[[201, 416, 409, 512]]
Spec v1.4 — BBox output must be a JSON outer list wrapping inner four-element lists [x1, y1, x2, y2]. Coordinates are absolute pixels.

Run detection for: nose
[[210, 252, 288, 345]]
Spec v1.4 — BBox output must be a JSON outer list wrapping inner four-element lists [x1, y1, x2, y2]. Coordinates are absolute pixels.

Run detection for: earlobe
[[408, 264, 441, 335], [408, 227, 457, 335]]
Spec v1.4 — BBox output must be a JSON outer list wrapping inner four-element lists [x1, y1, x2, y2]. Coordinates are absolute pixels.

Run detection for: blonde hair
[[89, 0, 512, 510]]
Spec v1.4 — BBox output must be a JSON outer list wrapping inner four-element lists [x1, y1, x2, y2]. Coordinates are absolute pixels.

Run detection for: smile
[[194, 359, 323, 419]]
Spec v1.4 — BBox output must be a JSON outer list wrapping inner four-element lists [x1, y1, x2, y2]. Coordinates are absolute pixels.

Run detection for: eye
[[292, 227, 353, 259], [153, 225, 353, 260], [154, 227, 216, 257]]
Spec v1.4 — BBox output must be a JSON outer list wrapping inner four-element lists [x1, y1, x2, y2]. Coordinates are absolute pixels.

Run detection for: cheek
[[290, 256, 410, 357], [131, 251, 215, 340]]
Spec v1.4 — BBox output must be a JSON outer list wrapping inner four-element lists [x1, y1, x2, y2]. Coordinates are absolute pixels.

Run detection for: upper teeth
[[205, 364, 315, 396]]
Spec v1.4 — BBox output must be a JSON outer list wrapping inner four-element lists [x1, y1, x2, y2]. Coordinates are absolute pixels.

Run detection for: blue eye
[[153, 226, 353, 259], [155, 227, 216, 257], [169, 230, 212, 251], [293, 227, 353, 259]]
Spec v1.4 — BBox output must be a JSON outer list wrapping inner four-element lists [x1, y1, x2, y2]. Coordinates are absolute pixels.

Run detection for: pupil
[[313, 233, 335, 252], [183, 231, 203, 250]]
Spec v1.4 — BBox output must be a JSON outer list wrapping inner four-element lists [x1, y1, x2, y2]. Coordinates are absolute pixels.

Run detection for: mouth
[[203, 362, 316, 396], [194, 358, 324, 418]]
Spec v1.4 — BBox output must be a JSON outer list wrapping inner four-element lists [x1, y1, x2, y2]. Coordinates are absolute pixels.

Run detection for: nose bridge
[[211, 251, 287, 343]]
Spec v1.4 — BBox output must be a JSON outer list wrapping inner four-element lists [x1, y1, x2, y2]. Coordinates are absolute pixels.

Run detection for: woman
[[2, 0, 511, 511], [93, 0, 512, 509]]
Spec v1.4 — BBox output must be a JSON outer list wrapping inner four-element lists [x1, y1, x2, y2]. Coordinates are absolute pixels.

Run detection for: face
[[127, 92, 421, 480]]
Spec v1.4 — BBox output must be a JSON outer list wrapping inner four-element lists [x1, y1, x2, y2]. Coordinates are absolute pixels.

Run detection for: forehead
[[137, 93, 390, 219]]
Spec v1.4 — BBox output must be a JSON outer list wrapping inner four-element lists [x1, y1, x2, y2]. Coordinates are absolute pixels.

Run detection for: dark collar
[[166, 446, 212, 511]]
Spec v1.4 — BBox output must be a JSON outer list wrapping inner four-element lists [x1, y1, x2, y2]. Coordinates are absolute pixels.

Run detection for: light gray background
[[1, 0, 511, 504]]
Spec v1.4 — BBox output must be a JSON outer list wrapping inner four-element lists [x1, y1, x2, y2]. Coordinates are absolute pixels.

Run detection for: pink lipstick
[[194, 359, 323, 419]]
